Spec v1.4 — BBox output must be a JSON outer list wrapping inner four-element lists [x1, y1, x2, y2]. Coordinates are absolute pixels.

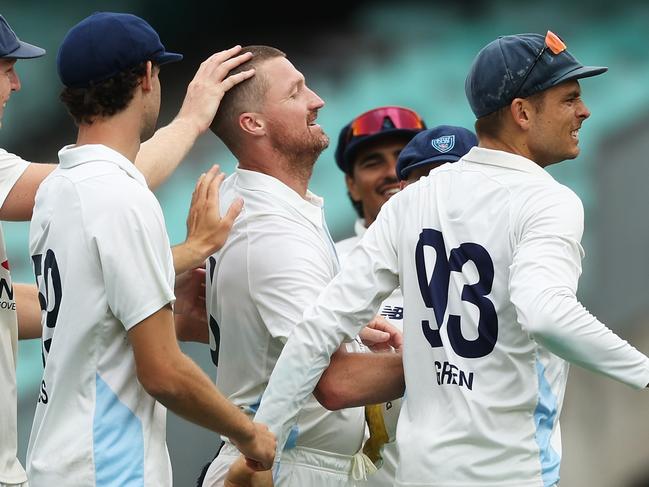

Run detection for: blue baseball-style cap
[[335, 106, 426, 174], [0, 15, 45, 59], [57, 12, 183, 88], [396, 125, 478, 181], [465, 31, 607, 118]]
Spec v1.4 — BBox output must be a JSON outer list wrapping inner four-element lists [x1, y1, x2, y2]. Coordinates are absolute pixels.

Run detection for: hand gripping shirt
[[255, 147, 649, 487], [205, 168, 365, 460], [0, 148, 29, 484], [26, 144, 176, 487]]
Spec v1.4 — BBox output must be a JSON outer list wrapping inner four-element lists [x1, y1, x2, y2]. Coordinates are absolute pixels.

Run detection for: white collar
[[58, 144, 148, 188], [462, 146, 554, 180], [354, 218, 367, 238], [235, 168, 324, 227]]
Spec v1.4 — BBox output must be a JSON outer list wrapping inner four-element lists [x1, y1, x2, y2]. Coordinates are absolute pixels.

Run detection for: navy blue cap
[[0, 15, 45, 59], [334, 106, 426, 174], [396, 125, 478, 181], [465, 32, 607, 118], [57, 12, 183, 88]]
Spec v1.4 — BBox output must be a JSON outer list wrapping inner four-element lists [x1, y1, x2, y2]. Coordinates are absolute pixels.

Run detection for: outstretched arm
[[135, 46, 255, 190], [129, 305, 276, 470]]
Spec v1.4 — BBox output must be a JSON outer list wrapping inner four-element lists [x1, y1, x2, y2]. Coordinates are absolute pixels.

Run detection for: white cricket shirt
[[336, 219, 402, 487], [0, 148, 29, 484], [27, 144, 176, 486], [256, 147, 649, 487], [206, 168, 365, 459]]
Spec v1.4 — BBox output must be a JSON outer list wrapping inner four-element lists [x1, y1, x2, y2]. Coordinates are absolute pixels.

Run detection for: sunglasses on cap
[[511, 30, 567, 99], [345, 106, 425, 143]]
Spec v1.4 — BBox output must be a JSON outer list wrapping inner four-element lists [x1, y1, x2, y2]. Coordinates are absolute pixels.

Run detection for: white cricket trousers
[[202, 442, 367, 487]]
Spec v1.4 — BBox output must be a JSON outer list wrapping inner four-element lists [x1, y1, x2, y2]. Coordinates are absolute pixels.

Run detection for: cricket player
[[251, 30, 649, 487], [200, 45, 398, 487], [26, 13, 275, 486]]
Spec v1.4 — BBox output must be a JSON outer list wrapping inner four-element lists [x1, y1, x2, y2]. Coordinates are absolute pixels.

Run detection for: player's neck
[[75, 113, 142, 163], [479, 134, 541, 167], [239, 151, 314, 199]]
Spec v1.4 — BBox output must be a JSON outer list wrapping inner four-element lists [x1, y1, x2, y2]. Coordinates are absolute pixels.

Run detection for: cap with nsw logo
[[396, 125, 478, 180]]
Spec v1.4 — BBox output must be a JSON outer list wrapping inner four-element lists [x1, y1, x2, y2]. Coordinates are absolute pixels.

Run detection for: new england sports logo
[[431, 135, 455, 153]]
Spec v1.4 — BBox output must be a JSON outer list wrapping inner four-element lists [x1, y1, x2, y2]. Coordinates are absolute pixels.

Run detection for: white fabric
[[255, 146, 649, 487], [0, 149, 29, 484], [204, 168, 365, 483], [27, 144, 176, 486], [335, 220, 401, 487], [202, 442, 363, 487]]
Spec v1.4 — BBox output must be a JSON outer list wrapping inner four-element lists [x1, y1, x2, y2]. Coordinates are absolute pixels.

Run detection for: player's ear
[[141, 61, 154, 92], [239, 112, 265, 137], [509, 98, 533, 131]]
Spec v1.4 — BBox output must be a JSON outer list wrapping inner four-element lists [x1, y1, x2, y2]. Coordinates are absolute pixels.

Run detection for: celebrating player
[[200, 45, 404, 487], [252, 30, 649, 487], [25, 13, 275, 486]]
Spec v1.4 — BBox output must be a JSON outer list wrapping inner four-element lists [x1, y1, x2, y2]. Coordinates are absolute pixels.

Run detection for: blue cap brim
[[154, 51, 183, 65], [399, 156, 457, 179], [554, 65, 608, 85], [4, 40, 46, 59]]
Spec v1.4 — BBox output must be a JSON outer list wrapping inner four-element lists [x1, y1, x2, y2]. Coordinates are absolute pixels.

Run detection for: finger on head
[[221, 51, 254, 72], [222, 69, 256, 93]]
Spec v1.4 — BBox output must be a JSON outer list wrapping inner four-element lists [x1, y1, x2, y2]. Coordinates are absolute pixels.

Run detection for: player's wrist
[[169, 114, 204, 140], [229, 418, 256, 450]]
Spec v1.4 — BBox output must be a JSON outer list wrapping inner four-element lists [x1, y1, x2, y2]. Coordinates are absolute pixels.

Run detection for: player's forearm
[[15, 283, 42, 339], [171, 241, 211, 275], [136, 117, 201, 190], [315, 348, 404, 410], [149, 351, 256, 443], [517, 288, 649, 388]]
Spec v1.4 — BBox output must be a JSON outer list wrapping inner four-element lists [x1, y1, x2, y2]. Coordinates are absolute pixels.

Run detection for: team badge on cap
[[431, 135, 455, 153]]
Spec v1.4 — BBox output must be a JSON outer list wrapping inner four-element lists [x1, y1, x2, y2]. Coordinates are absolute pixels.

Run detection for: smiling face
[[526, 79, 591, 167], [0, 58, 21, 129], [260, 56, 329, 164], [346, 135, 410, 226]]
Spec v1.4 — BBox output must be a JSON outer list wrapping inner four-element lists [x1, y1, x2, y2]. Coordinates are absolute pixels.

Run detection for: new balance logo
[[380, 305, 403, 320]]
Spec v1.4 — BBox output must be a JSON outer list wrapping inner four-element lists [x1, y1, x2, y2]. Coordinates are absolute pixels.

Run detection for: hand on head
[[177, 46, 256, 135]]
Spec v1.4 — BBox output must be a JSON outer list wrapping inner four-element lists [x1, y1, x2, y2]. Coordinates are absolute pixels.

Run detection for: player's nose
[[9, 69, 21, 92]]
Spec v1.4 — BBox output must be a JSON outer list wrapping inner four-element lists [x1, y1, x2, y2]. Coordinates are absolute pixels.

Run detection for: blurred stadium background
[[3, 0, 649, 485]]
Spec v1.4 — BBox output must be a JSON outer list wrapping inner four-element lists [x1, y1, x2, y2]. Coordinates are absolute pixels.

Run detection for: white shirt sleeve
[[509, 184, 649, 389], [247, 215, 334, 341], [90, 189, 175, 330], [254, 199, 401, 449], [0, 148, 30, 208]]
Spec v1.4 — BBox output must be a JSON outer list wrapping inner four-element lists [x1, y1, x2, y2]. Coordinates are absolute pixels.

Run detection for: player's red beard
[[267, 115, 329, 170]]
